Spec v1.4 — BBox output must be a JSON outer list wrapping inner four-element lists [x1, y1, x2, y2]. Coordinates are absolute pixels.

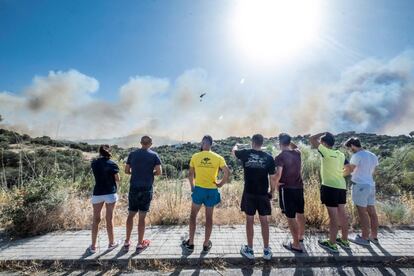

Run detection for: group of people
[[88, 132, 379, 260]]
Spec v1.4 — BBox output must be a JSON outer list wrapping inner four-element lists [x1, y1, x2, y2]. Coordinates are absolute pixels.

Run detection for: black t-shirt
[[126, 149, 162, 191], [235, 149, 276, 195], [274, 149, 303, 189], [91, 157, 119, 196]]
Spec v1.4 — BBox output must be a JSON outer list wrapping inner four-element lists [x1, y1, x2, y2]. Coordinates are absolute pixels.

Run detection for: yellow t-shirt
[[189, 151, 227, 189]]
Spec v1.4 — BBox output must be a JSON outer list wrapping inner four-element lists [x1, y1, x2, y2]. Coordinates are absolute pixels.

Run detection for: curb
[[1, 255, 413, 270]]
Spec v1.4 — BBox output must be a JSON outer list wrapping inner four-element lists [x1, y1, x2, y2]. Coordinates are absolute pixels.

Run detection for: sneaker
[[123, 241, 131, 251], [87, 245, 96, 254], [336, 238, 351, 249], [263, 247, 273, 261], [351, 234, 370, 246], [108, 241, 119, 251], [181, 239, 194, 252], [202, 240, 212, 253], [240, 245, 255, 260], [136, 239, 150, 252], [318, 239, 339, 253], [369, 237, 379, 244]]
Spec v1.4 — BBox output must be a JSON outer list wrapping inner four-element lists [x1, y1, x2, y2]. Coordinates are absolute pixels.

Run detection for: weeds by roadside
[[1, 175, 413, 238]]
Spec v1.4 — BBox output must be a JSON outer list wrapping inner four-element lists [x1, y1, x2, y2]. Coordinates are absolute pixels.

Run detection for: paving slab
[[0, 225, 413, 268]]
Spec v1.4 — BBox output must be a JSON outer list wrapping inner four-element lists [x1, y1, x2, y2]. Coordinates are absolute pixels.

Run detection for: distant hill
[[79, 133, 181, 148], [1, 128, 413, 193]]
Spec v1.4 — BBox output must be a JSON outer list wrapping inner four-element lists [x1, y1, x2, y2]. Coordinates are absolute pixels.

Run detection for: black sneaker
[[202, 240, 212, 253], [182, 239, 194, 252]]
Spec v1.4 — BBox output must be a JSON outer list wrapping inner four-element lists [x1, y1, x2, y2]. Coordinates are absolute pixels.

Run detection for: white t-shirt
[[350, 150, 379, 186]]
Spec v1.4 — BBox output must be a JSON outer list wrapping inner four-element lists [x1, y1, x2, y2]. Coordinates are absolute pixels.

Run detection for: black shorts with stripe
[[279, 187, 304, 218]]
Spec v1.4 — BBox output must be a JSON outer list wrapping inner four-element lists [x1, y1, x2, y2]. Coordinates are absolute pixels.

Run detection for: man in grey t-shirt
[[345, 137, 379, 246]]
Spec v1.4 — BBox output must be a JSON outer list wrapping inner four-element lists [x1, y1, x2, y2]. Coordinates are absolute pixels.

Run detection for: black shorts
[[241, 192, 272, 216], [320, 185, 346, 207], [128, 187, 153, 212], [279, 187, 304, 218]]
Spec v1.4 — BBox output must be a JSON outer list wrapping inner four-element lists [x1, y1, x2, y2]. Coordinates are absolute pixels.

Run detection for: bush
[[0, 177, 68, 237], [163, 164, 179, 178], [380, 201, 409, 225]]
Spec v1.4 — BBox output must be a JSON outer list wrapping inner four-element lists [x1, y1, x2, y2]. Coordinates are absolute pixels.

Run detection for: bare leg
[[204, 207, 214, 247], [259, 215, 269, 248], [189, 203, 202, 245], [287, 217, 300, 248], [356, 205, 370, 239], [138, 212, 147, 244], [91, 202, 104, 248], [245, 215, 254, 248], [337, 204, 349, 241], [326, 206, 339, 244], [296, 213, 305, 241], [125, 211, 137, 244], [105, 202, 116, 245], [367, 205, 379, 239]]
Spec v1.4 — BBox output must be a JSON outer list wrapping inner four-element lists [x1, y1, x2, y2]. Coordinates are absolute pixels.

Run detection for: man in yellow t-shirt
[[181, 135, 230, 253], [309, 132, 350, 254]]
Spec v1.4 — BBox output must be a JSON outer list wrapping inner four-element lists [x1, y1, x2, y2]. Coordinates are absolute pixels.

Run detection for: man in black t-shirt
[[232, 134, 276, 261]]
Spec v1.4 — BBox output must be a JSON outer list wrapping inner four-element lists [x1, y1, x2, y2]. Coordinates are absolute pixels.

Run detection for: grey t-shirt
[[126, 149, 161, 191], [350, 150, 378, 186]]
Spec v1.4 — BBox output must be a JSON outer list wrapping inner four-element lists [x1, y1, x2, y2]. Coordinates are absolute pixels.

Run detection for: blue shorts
[[191, 186, 221, 207], [352, 183, 376, 207]]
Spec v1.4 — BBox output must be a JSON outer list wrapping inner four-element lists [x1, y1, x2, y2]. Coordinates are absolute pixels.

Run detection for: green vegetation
[[0, 128, 413, 237]]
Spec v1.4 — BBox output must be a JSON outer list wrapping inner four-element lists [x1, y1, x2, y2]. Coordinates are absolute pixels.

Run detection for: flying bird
[[199, 92, 206, 102]]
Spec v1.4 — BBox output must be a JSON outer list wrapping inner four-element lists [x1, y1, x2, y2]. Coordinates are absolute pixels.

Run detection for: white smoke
[[1, 51, 414, 141]]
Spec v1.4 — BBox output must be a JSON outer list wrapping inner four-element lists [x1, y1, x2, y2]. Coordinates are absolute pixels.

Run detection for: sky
[[1, 0, 414, 141]]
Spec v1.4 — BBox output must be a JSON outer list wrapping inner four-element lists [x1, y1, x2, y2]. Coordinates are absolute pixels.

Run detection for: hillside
[[1, 128, 413, 194]]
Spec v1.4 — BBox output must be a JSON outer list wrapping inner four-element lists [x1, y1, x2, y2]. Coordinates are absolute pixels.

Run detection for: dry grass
[[1, 178, 414, 236]]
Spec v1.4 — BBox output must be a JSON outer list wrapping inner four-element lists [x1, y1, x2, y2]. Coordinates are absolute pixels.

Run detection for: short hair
[[252, 134, 264, 146], [201, 135, 213, 146], [321, 132, 335, 147], [278, 133, 291, 146], [141, 135, 153, 145], [345, 137, 362, 148], [99, 144, 111, 158]]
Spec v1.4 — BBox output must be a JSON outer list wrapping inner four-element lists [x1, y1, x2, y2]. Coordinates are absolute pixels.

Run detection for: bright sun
[[230, 0, 321, 64]]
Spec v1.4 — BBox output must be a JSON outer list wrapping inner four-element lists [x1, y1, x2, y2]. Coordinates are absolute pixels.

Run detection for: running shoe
[[240, 244, 255, 260], [318, 239, 339, 253]]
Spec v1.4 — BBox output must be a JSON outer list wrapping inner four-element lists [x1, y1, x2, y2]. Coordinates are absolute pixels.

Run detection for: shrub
[[379, 201, 409, 225], [0, 177, 68, 237]]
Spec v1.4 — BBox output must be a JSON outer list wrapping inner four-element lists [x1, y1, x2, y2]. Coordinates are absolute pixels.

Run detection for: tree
[[409, 131, 414, 138]]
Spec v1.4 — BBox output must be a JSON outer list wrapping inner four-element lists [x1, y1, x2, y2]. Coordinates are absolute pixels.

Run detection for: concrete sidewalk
[[0, 226, 413, 267]]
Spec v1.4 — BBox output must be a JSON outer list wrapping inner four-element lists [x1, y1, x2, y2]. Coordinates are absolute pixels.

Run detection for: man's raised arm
[[231, 144, 238, 157], [309, 133, 325, 149]]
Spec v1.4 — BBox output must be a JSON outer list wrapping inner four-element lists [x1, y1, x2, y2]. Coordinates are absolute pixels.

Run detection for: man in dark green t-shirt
[[310, 132, 350, 253]]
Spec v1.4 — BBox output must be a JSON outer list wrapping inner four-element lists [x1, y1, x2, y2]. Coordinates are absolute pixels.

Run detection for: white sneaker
[[240, 245, 255, 260], [87, 245, 96, 254], [108, 241, 119, 251], [351, 234, 370, 246], [263, 247, 273, 261]]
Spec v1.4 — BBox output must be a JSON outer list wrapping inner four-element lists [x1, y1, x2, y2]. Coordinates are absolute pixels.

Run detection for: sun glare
[[230, 0, 321, 64]]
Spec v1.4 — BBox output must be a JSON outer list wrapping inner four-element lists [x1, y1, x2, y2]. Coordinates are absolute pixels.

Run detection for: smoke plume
[[1, 51, 413, 142]]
